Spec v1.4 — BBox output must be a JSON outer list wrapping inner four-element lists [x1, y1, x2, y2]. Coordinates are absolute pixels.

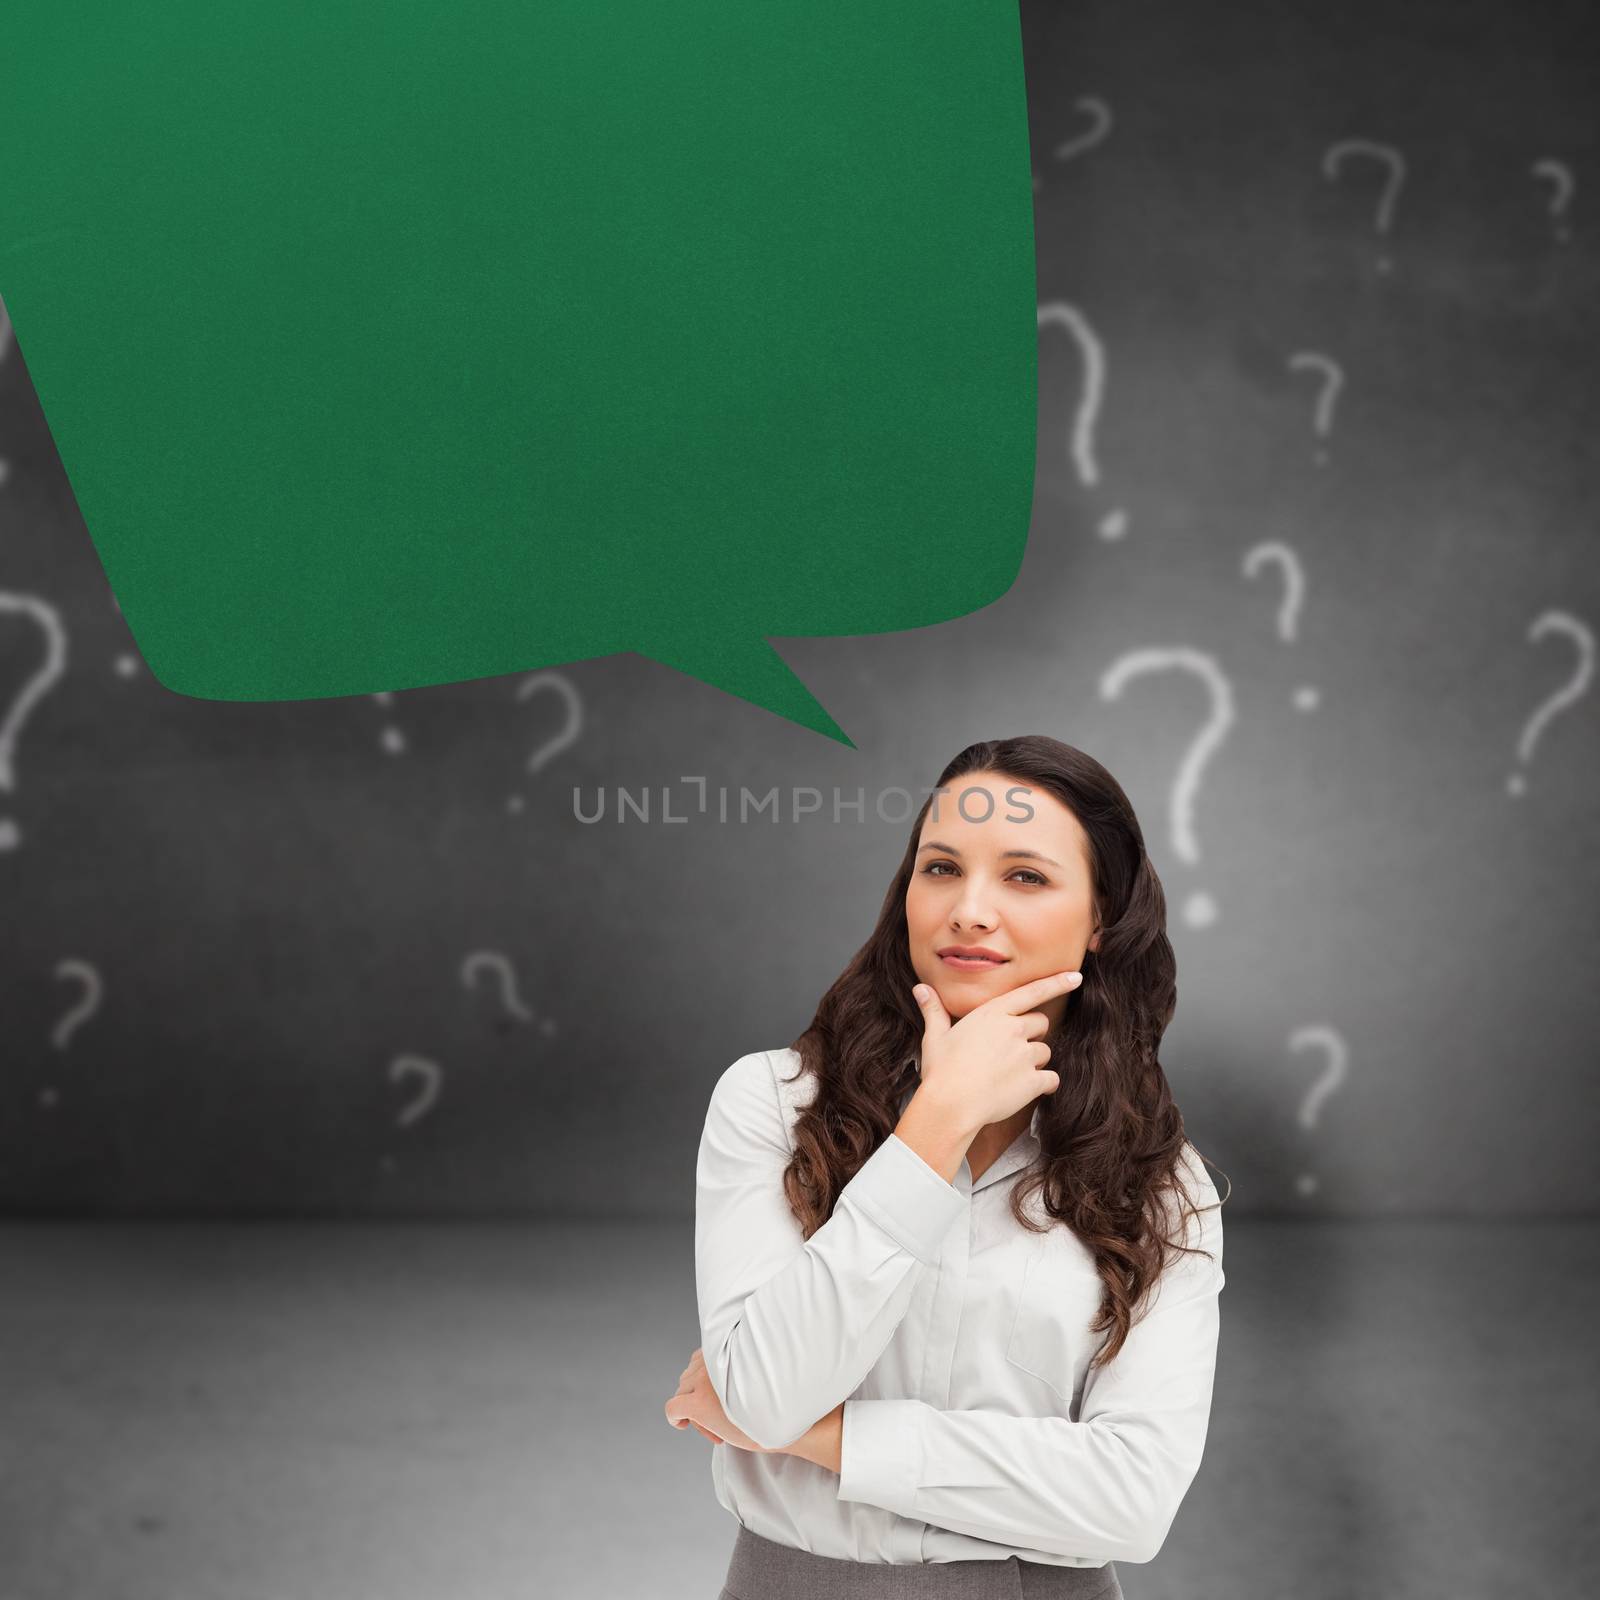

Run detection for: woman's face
[[905, 771, 1100, 1029]]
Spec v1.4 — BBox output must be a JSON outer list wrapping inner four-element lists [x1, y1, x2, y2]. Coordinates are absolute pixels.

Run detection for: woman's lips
[[939, 953, 1008, 971]]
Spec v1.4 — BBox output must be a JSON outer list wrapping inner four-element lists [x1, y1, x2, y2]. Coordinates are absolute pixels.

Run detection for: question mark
[[371, 692, 406, 755], [1099, 647, 1234, 927], [461, 949, 532, 1022], [1507, 610, 1593, 797], [1530, 159, 1575, 244], [1285, 352, 1344, 467], [51, 959, 103, 1050], [1242, 542, 1319, 712], [1289, 1024, 1348, 1197], [1036, 302, 1128, 541], [41, 958, 104, 1107], [1322, 139, 1406, 274], [462, 951, 558, 1038], [107, 585, 140, 678], [0, 591, 68, 852], [507, 671, 583, 813], [389, 1054, 443, 1128], [1054, 96, 1112, 164]]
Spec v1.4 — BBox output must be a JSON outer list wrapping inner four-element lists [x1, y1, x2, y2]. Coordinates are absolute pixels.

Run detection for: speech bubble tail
[[635, 635, 856, 749]]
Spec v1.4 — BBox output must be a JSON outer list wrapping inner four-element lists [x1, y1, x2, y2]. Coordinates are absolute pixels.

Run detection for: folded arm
[[836, 1162, 1226, 1566], [695, 1051, 968, 1450]]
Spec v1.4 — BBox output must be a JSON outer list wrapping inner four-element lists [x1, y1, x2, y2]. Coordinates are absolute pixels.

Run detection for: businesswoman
[[665, 735, 1230, 1599]]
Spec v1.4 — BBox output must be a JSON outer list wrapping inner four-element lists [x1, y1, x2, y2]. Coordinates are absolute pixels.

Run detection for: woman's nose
[[953, 889, 997, 927]]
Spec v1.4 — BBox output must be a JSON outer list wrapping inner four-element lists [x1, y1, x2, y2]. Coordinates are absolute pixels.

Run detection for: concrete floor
[[0, 1219, 1595, 1600]]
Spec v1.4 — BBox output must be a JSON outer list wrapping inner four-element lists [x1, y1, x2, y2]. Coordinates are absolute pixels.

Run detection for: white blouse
[[694, 1047, 1226, 1568]]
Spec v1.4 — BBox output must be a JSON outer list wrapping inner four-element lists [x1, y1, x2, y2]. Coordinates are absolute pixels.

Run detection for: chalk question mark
[[106, 586, 139, 678], [1530, 159, 1575, 243], [507, 671, 583, 813], [1099, 647, 1234, 927], [1289, 1024, 1348, 1198], [1054, 96, 1112, 164], [1242, 542, 1319, 711], [1506, 610, 1592, 797], [1036, 303, 1128, 541], [51, 959, 103, 1050], [462, 950, 529, 1022], [389, 1054, 443, 1128], [371, 692, 406, 755], [462, 950, 560, 1038], [39, 958, 104, 1108], [0, 591, 68, 852], [1323, 139, 1406, 274], [1286, 352, 1344, 467]]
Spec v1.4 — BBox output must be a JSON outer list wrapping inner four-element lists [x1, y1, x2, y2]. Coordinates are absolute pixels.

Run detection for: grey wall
[[1, 0, 1595, 1217]]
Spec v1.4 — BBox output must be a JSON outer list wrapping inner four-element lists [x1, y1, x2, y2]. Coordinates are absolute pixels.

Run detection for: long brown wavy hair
[[779, 735, 1229, 1372]]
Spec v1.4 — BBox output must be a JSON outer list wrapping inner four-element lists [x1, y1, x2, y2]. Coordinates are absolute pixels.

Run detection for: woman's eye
[[921, 862, 1047, 886]]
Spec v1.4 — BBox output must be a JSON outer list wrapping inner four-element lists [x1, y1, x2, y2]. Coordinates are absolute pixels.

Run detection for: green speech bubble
[[0, 1, 1036, 747]]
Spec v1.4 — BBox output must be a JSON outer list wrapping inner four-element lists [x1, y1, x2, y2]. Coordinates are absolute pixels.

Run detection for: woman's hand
[[664, 1347, 775, 1453], [665, 1350, 846, 1473], [912, 968, 1082, 1129]]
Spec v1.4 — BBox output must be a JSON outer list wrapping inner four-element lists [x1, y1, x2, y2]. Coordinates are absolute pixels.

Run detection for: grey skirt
[[719, 1524, 1125, 1600]]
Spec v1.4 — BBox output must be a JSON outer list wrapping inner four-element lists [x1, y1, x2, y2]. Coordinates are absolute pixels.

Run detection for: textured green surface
[[0, 1, 1036, 744]]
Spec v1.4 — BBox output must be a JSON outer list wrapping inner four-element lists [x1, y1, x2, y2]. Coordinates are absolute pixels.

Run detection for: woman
[[665, 736, 1230, 1599]]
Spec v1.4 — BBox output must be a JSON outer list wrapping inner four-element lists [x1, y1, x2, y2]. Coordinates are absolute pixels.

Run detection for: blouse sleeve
[[835, 1148, 1226, 1565], [695, 1050, 969, 1451]]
